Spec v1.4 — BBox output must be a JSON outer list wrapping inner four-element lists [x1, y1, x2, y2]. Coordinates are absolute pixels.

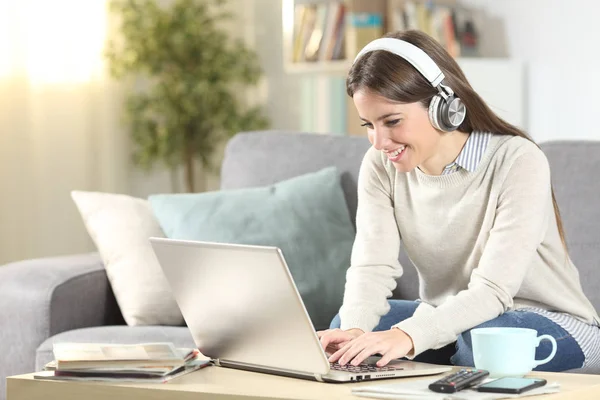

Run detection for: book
[[345, 12, 384, 60], [34, 358, 211, 383], [318, 2, 342, 62], [52, 342, 190, 371], [37, 344, 208, 383], [304, 3, 328, 62]]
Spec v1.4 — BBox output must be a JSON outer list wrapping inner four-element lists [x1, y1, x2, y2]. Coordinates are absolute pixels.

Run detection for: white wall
[[461, 0, 600, 142], [248, 0, 304, 131]]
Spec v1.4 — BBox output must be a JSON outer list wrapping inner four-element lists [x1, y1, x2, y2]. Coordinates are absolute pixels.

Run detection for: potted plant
[[105, 0, 269, 192]]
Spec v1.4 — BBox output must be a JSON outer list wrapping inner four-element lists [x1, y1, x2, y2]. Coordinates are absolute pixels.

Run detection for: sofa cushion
[[148, 166, 355, 330], [36, 326, 195, 371], [220, 131, 420, 301], [71, 191, 184, 326], [220, 131, 371, 229]]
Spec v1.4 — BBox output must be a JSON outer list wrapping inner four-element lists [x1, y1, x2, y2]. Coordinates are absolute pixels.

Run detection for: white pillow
[[71, 191, 184, 326]]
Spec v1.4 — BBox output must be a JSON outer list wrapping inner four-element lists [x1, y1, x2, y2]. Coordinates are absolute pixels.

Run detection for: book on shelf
[[292, 1, 346, 63], [34, 342, 210, 383], [345, 12, 384, 60]]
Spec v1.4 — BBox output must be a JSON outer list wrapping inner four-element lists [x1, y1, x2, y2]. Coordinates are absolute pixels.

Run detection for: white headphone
[[353, 38, 467, 132]]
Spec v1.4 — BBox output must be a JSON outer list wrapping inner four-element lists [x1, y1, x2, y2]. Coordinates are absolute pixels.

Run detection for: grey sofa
[[1, 131, 599, 398]]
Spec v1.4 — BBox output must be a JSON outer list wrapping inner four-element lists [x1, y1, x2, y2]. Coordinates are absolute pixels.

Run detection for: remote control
[[428, 369, 489, 393]]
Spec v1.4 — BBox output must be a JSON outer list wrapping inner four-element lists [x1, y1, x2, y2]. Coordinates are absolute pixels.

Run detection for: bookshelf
[[283, 0, 478, 74], [282, 0, 525, 136]]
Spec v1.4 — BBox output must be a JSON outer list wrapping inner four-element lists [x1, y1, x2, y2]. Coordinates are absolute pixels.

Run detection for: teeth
[[389, 146, 406, 157]]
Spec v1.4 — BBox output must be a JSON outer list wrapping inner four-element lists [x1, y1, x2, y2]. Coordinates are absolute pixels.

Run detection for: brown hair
[[347, 30, 568, 252]]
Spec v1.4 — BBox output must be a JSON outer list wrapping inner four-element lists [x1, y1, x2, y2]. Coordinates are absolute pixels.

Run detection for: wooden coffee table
[[7, 366, 600, 399]]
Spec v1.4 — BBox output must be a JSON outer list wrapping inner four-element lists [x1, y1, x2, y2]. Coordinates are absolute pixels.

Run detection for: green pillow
[[148, 166, 355, 330]]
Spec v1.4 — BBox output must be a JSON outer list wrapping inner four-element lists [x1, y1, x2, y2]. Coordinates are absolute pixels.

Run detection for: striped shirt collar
[[442, 132, 492, 175]]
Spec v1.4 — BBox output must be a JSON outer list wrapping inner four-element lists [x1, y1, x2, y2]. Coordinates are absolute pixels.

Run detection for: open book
[[34, 342, 210, 383], [35, 359, 210, 383], [52, 342, 193, 371]]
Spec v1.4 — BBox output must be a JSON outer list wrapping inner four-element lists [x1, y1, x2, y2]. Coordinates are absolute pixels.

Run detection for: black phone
[[476, 377, 547, 394]]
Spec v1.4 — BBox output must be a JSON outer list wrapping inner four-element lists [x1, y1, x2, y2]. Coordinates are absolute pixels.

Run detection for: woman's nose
[[370, 129, 392, 151]]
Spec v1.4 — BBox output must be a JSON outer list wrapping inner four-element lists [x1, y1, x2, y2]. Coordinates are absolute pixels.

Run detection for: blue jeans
[[330, 300, 584, 372]]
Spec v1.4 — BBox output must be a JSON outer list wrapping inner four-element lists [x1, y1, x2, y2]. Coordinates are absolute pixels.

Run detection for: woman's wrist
[[393, 327, 415, 351]]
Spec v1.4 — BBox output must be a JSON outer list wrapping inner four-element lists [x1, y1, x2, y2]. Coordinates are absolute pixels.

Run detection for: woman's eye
[[360, 122, 373, 128], [385, 119, 401, 127]]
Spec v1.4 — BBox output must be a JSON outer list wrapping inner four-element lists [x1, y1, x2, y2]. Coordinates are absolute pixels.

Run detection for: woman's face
[[353, 89, 441, 173]]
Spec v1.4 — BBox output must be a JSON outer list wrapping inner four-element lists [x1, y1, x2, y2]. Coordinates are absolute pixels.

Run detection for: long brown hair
[[347, 30, 568, 251]]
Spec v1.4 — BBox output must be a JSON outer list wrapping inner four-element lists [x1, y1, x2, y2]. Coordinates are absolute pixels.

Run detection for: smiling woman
[[0, 0, 126, 265], [318, 30, 600, 373]]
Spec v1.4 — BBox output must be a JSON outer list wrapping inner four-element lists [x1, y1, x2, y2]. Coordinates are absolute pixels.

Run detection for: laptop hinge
[[218, 359, 322, 381]]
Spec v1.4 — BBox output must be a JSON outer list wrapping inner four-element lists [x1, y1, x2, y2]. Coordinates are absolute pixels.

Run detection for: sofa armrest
[[0, 253, 124, 385]]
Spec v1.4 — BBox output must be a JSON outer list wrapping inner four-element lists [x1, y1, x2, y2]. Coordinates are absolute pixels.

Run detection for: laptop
[[149, 237, 451, 383]]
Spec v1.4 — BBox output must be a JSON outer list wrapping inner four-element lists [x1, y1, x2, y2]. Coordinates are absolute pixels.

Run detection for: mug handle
[[533, 334, 557, 367]]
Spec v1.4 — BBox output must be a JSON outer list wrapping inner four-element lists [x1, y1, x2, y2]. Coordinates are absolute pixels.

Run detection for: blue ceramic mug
[[471, 327, 557, 378]]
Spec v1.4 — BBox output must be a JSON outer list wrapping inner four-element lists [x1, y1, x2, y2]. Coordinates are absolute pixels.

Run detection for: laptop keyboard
[[329, 362, 394, 372]]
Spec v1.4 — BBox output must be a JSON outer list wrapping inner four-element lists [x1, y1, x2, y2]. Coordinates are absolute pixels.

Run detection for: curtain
[[0, 0, 130, 264], [0, 0, 262, 265]]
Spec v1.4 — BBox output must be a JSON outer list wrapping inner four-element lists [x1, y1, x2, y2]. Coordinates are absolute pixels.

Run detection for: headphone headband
[[353, 38, 445, 87]]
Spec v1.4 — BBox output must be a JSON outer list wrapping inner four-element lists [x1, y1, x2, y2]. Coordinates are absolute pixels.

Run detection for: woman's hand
[[328, 328, 414, 367], [317, 328, 364, 355]]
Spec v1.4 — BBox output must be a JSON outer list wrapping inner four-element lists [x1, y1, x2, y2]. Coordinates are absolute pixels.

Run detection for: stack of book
[[34, 342, 210, 383]]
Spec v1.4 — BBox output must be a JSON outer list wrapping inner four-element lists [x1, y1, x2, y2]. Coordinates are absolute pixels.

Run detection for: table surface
[[8, 365, 600, 400]]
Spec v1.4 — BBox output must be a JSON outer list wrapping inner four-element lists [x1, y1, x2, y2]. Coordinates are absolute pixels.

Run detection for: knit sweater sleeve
[[394, 149, 552, 357], [339, 147, 404, 332]]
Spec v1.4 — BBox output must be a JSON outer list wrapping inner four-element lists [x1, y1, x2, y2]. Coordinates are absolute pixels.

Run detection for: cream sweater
[[339, 134, 600, 357]]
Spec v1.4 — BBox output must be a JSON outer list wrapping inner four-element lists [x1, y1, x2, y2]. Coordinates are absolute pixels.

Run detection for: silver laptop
[[149, 237, 451, 383]]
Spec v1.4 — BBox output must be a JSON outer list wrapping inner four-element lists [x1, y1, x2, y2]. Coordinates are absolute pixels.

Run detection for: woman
[[317, 30, 600, 372]]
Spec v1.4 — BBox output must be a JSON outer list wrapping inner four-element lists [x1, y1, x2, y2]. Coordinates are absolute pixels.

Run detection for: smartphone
[[477, 377, 547, 394]]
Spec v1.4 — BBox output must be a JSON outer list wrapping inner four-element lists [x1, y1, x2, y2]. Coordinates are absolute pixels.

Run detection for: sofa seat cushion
[[36, 326, 195, 371]]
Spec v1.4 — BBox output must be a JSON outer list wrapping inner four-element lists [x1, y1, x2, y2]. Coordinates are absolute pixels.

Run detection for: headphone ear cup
[[429, 95, 467, 132], [443, 97, 467, 130], [428, 94, 444, 131]]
